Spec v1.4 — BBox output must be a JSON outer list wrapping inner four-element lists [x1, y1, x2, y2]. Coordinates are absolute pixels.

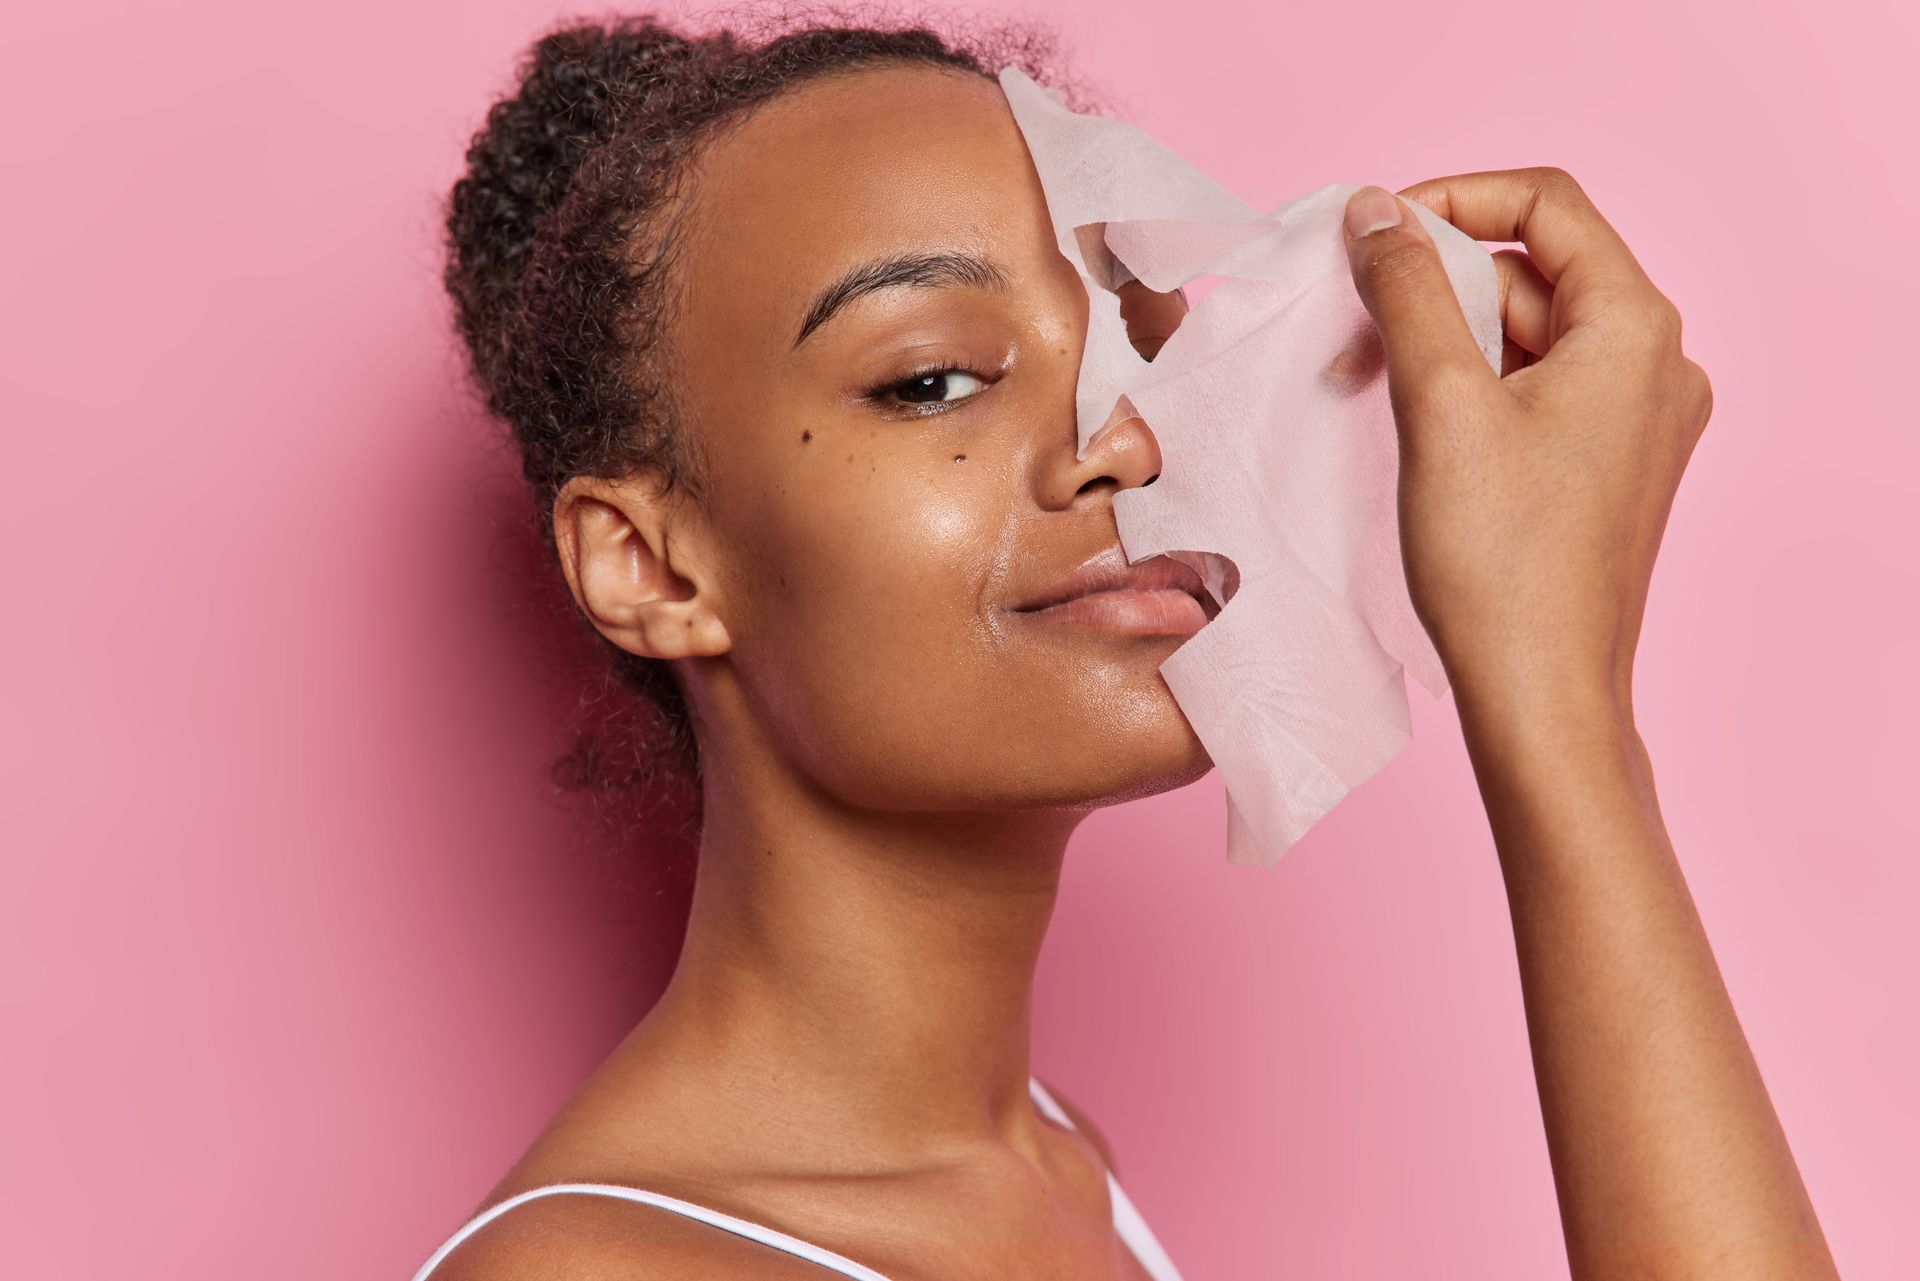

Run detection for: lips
[[1010, 546, 1214, 618]]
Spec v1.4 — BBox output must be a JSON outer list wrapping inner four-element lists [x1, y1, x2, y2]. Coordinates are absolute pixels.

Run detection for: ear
[[552, 472, 732, 661]]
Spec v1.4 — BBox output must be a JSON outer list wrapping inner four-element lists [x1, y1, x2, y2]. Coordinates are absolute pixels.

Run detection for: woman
[[415, 12, 1838, 1279]]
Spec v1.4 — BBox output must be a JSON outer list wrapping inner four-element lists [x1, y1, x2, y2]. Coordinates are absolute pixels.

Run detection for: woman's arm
[[1458, 680, 1836, 1279], [1337, 169, 1839, 1280]]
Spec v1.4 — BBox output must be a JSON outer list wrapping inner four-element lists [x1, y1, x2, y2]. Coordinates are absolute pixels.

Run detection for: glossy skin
[[571, 63, 1210, 819], [436, 64, 1838, 1281]]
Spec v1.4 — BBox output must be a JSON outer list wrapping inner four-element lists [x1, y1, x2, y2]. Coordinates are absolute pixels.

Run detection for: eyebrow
[[792, 250, 1011, 348]]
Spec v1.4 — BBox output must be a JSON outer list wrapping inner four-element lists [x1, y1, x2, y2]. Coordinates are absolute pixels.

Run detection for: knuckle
[[1643, 293, 1684, 346], [1528, 165, 1586, 202], [1684, 359, 1715, 424], [1365, 239, 1435, 293], [1614, 293, 1682, 355], [1405, 359, 1486, 416]]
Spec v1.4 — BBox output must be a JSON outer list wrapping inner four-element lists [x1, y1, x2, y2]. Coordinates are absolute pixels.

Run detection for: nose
[[1043, 397, 1163, 509]]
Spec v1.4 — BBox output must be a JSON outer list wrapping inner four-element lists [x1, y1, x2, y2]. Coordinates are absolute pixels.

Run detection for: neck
[[635, 739, 1085, 1164]]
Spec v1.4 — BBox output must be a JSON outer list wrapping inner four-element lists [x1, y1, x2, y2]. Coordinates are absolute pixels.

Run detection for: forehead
[[675, 63, 1057, 343]]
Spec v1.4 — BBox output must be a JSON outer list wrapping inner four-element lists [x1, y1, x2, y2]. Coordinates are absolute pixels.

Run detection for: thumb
[[1341, 186, 1495, 402]]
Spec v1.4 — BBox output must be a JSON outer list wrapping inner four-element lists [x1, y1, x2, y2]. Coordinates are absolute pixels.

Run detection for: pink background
[[3, 1, 1912, 1277]]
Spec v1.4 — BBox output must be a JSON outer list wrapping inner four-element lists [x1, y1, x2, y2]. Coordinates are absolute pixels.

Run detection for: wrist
[[1445, 652, 1634, 741], [1448, 672, 1663, 860], [1450, 668, 1649, 785]]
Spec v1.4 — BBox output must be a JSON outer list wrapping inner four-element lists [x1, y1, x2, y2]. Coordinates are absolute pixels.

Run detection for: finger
[[1396, 168, 1654, 306], [1499, 335, 1533, 377], [1493, 249, 1553, 357], [1340, 186, 1499, 401], [1115, 278, 1189, 362], [1321, 322, 1386, 395]]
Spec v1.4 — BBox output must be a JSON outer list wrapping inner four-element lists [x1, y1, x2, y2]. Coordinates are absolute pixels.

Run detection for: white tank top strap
[[407, 1181, 896, 1281], [1101, 1170, 1186, 1281], [1026, 1074, 1077, 1126], [1028, 1077, 1186, 1281], [410, 1075, 1184, 1281]]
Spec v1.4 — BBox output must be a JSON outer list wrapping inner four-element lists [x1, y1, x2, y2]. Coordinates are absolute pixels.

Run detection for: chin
[[1069, 713, 1216, 810], [1134, 732, 1217, 801]]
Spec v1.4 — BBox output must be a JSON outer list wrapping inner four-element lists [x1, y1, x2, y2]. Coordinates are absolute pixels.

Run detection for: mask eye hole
[[1114, 278, 1189, 362]]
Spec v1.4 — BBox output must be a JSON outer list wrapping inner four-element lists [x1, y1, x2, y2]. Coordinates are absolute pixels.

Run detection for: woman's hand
[[1339, 168, 1713, 725], [1341, 171, 1839, 1281]]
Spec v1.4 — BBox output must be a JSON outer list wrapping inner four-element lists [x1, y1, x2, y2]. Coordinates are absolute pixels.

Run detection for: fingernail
[[1345, 186, 1402, 239]]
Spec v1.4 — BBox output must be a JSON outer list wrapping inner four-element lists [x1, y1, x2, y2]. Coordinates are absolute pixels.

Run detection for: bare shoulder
[[424, 1189, 833, 1281], [1034, 1076, 1120, 1176]]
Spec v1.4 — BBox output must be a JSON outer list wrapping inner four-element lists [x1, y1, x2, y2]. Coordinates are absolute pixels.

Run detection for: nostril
[[1142, 472, 1159, 487]]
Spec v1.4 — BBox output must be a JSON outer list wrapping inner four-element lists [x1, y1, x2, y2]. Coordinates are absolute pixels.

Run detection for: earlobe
[[632, 592, 732, 660], [552, 475, 732, 661]]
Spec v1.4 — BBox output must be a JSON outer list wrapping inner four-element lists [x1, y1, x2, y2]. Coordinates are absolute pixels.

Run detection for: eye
[[864, 362, 998, 418], [888, 369, 986, 406]]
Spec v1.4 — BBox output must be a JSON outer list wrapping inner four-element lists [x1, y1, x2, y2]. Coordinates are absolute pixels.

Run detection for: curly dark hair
[[441, 5, 1095, 841]]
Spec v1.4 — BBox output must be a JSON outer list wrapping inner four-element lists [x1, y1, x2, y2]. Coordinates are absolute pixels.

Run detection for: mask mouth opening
[[1163, 549, 1239, 617]]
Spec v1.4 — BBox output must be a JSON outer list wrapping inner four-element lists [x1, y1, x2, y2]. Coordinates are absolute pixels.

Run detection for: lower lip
[[1012, 588, 1210, 635]]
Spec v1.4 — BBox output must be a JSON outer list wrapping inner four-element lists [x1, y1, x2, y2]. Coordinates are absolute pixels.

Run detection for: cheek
[[709, 425, 1208, 807], [720, 444, 1016, 766]]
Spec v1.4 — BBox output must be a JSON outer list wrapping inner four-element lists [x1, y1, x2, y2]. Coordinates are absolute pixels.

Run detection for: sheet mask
[[997, 67, 1503, 868]]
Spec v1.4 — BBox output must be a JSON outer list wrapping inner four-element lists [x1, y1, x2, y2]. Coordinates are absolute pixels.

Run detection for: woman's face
[[610, 63, 1216, 814]]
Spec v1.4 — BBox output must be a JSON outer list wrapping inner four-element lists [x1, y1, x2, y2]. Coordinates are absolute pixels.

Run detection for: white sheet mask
[[997, 66, 1503, 867]]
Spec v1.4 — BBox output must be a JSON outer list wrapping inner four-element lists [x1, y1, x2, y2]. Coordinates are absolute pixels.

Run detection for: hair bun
[[445, 17, 699, 382]]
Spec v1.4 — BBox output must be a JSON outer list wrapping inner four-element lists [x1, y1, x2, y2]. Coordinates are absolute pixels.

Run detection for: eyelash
[[860, 359, 1001, 418]]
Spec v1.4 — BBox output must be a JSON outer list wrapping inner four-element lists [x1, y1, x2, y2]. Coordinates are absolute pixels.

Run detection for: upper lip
[[1010, 545, 1212, 612]]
